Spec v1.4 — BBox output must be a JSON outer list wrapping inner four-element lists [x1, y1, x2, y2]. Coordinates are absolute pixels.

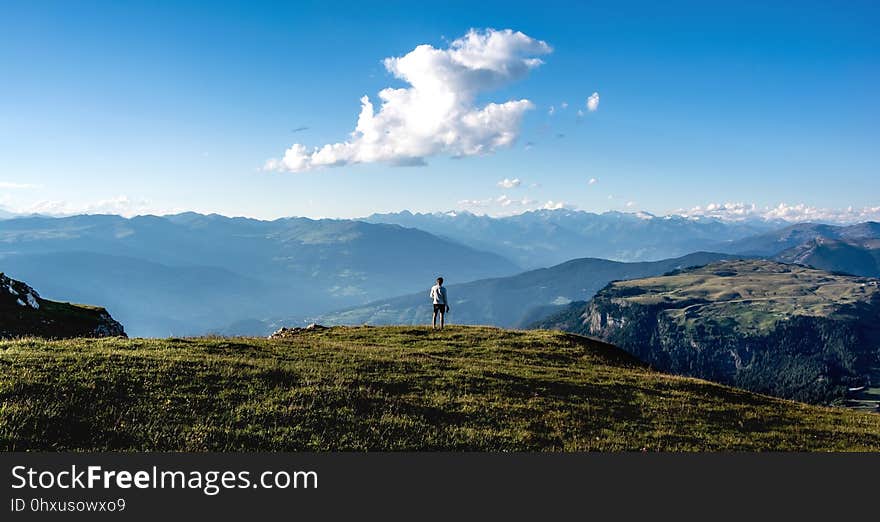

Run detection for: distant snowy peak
[[370, 207, 876, 227]]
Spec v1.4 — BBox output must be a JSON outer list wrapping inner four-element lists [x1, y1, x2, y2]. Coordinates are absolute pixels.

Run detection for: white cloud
[[547, 105, 555, 116], [497, 195, 537, 207], [764, 203, 880, 223], [678, 202, 880, 224], [560, 102, 568, 109], [460, 195, 536, 209], [457, 198, 491, 208], [265, 28, 552, 173], [588, 177, 598, 185], [586, 92, 600, 112], [0, 181, 41, 190], [6, 196, 179, 218], [576, 109, 585, 117], [678, 202, 757, 221], [497, 177, 521, 189], [458, 194, 570, 215], [625, 201, 636, 208], [542, 200, 567, 210]]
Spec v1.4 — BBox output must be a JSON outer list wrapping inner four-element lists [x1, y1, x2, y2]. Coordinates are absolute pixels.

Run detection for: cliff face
[[544, 260, 880, 404], [1, 273, 126, 339]]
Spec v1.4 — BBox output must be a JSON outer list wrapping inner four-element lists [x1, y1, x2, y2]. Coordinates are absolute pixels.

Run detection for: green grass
[[1, 326, 879, 451], [610, 260, 880, 333]]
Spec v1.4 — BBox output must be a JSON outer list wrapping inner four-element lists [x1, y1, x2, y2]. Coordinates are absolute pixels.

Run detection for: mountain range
[[2, 209, 879, 337], [365, 209, 778, 267], [0, 213, 517, 336], [316, 220, 880, 330]]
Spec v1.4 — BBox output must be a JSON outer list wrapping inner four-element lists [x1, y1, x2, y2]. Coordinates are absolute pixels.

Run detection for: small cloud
[[625, 201, 636, 208], [524, 141, 535, 150], [586, 92, 600, 112], [458, 194, 566, 215], [497, 195, 537, 207], [607, 194, 614, 200], [588, 177, 598, 185], [548, 105, 555, 116], [542, 200, 566, 210], [560, 101, 568, 109], [576, 109, 585, 118], [291, 126, 309, 133], [497, 178, 522, 189]]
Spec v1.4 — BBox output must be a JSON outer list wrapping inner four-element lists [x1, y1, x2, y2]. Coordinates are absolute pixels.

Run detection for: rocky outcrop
[[90, 310, 127, 338], [269, 323, 328, 339], [1, 273, 126, 339]]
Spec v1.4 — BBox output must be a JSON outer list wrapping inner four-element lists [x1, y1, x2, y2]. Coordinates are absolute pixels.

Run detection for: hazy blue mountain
[[838, 222, 880, 241], [717, 221, 880, 277], [725, 221, 880, 256], [365, 209, 778, 268], [0, 213, 519, 336], [774, 238, 880, 277], [315, 252, 743, 328]]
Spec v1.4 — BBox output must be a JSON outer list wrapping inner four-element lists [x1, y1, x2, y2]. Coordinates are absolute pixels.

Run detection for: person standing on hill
[[430, 277, 449, 330]]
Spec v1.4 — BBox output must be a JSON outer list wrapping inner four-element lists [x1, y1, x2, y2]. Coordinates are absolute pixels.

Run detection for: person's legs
[[439, 310, 445, 330], [432, 309, 438, 329]]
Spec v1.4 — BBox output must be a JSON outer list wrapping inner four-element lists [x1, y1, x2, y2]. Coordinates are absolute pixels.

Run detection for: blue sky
[[1, 0, 878, 221]]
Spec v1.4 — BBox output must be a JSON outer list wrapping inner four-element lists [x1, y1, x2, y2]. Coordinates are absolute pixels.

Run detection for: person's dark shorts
[[433, 303, 447, 313]]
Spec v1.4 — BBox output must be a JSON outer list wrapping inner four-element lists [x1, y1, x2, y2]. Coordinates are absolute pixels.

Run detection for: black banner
[[2, 453, 877, 520]]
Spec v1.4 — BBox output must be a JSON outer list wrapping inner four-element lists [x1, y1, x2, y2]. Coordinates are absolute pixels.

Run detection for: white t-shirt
[[430, 284, 447, 305]]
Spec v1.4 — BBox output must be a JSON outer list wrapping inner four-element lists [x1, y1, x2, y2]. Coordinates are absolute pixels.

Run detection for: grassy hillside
[[598, 260, 879, 332], [2, 326, 879, 451]]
